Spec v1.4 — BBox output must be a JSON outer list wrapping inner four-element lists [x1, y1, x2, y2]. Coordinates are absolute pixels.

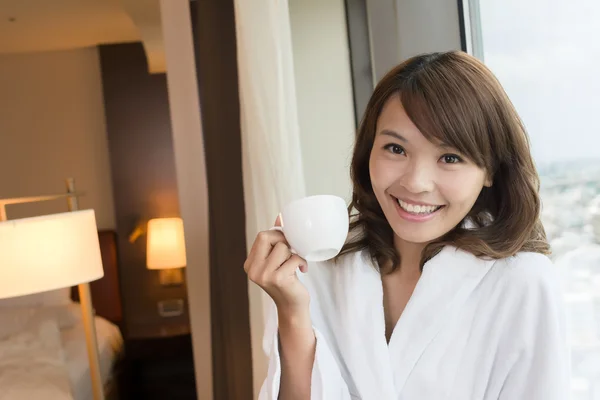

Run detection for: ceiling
[[0, 0, 166, 73]]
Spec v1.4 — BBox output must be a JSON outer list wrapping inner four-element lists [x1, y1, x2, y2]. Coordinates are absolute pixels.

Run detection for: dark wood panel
[[191, 0, 254, 398], [98, 42, 190, 339]]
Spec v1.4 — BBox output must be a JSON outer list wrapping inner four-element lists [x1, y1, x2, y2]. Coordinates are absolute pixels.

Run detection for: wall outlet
[[157, 298, 185, 317]]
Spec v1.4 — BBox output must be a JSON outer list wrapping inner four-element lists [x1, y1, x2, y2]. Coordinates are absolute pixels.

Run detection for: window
[[465, 0, 600, 398]]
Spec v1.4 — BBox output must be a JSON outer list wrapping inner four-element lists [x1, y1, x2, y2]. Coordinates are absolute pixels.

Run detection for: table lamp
[[146, 217, 187, 286], [0, 209, 106, 400], [146, 217, 187, 318]]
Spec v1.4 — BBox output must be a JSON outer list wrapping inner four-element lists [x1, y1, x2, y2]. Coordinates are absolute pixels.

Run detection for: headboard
[[71, 230, 123, 326]]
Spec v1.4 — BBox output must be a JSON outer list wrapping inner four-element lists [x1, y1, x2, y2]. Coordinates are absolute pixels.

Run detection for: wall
[[365, 0, 401, 82], [366, 0, 463, 82], [158, 1, 213, 399], [289, 0, 356, 202], [99, 42, 190, 339], [0, 48, 116, 229], [395, 0, 463, 61]]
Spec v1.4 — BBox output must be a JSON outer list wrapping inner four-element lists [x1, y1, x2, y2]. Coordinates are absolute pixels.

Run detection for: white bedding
[[0, 301, 123, 399], [0, 317, 72, 400], [61, 315, 123, 400]]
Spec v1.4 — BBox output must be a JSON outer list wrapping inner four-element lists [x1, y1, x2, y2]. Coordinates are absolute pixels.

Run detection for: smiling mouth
[[394, 197, 444, 215]]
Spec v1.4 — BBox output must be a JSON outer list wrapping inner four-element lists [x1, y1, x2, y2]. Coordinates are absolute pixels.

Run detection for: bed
[[0, 229, 125, 400], [62, 310, 122, 399]]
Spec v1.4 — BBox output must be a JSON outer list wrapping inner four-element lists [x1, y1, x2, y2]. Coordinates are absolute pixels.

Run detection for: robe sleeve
[[498, 255, 572, 400], [258, 301, 352, 400]]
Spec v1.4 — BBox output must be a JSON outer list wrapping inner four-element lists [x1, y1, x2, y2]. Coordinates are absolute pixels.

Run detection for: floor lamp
[[0, 180, 105, 400]]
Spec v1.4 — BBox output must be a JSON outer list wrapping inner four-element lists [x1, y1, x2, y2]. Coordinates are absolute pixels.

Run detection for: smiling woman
[[247, 50, 570, 400], [342, 51, 549, 271]]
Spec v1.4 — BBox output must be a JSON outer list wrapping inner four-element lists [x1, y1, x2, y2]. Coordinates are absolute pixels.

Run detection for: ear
[[483, 174, 493, 188]]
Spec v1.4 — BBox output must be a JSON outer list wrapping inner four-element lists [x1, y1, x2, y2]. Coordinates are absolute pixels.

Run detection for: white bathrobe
[[259, 245, 571, 400]]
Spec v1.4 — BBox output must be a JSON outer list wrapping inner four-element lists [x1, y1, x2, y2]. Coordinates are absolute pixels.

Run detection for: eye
[[383, 144, 405, 155], [441, 154, 462, 164]]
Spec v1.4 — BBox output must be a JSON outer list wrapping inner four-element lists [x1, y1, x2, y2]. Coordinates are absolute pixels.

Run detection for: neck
[[393, 236, 426, 275]]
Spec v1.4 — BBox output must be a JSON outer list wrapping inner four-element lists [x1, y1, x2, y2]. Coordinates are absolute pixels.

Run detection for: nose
[[401, 161, 435, 194]]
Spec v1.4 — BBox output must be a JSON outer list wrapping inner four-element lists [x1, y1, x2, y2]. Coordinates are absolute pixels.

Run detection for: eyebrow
[[379, 129, 408, 142], [379, 129, 454, 150]]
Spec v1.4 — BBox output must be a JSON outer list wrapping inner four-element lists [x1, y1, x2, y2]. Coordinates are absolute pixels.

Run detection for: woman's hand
[[244, 216, 310, 314], [246, 217, 316, 399]]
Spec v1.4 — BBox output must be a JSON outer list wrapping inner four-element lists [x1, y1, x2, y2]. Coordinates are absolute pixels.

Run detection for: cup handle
[[269, 212, 285, 235]]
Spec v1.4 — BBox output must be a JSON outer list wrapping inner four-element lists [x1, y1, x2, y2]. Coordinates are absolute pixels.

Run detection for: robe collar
[[343, 245, 496, 396]]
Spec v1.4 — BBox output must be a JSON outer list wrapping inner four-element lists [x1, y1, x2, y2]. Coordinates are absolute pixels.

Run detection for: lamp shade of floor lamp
[[0, 210, 106, 399]]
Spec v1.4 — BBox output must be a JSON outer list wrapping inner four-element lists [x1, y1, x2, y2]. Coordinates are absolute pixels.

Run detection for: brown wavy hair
[[338, 51, 550, 271]]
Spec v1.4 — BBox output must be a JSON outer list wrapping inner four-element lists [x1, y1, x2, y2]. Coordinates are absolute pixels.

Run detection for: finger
[[264, 228, 287, 245], [248, 230, 287, 263], [286, 254, 308, 273], [273, 254, 306, 281], [246, 239, 288, 282], [298, 262, 308, 273], [264, 242, 292, 273]]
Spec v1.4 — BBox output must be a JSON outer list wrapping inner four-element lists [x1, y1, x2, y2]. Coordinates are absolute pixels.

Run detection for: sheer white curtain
[[233, 0, 306, 395]]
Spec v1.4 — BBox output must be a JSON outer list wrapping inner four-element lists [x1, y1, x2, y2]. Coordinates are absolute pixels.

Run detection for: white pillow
[[0, 287, 72, 308], [0, 317, 73, 400], [0, 303, 82, 340]]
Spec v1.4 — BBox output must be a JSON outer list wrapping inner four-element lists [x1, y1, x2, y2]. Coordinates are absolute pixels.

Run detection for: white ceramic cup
[[271, 195, 349, 262]]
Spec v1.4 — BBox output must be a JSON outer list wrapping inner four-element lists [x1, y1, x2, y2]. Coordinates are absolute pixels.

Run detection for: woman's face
[[369, 95, 491, 245]]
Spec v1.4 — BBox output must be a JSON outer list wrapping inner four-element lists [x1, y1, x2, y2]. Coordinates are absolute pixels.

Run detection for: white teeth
[[397, 199, 440, 215]]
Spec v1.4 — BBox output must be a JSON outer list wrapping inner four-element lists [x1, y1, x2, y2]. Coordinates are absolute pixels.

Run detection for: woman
[[244, 51, 571, 399]]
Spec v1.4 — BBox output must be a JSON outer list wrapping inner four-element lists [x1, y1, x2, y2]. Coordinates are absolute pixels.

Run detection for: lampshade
[[0, 210, 104, 300], [146, 217, 187, 270]]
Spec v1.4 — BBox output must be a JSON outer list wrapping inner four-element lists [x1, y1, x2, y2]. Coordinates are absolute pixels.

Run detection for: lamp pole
[[66, 179, 105, 400]]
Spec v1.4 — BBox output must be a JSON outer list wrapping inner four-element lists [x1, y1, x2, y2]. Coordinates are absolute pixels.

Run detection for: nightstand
[[118, 323, 197, 399]]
